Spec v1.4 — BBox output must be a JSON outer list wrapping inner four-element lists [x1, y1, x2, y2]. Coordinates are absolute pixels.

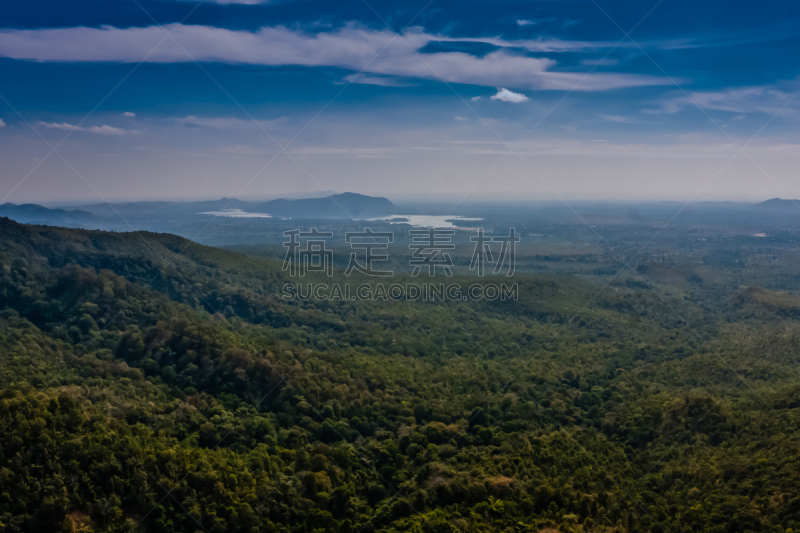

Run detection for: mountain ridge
[[61, 192, 395, 219], [249, 192, 395, 217], [0, 203, 95, 226], [754, 198, 800, 209]]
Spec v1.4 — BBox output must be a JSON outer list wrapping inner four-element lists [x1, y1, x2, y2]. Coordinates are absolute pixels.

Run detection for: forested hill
[[1, 217, 800, 533]]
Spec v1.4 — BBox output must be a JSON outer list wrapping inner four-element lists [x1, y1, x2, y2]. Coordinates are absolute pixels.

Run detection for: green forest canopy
[[1, 218, 799, 533]]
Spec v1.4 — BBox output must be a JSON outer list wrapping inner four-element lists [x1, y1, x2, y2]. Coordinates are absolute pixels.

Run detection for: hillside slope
[[1, 218, 799, 533]]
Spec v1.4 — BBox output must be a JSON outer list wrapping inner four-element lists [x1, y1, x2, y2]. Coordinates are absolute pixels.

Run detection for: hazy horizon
[[24, 192, 800, 209]]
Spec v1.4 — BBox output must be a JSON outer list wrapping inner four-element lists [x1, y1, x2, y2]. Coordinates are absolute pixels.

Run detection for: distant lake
[[200, 209, 272, 218], [367, 215, 483, 228], [198, 210, 482, 228]]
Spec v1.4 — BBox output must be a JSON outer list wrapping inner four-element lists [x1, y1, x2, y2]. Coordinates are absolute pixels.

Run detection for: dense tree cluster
[[1, 218, 800, 532]]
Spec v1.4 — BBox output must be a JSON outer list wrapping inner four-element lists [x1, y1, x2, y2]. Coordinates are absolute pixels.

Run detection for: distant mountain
[[70, 193, 393, 219], [0, 203, 95, 226], [755, 198, 800, 210], [75, 198, 253, 217], [250, 192, 395, 218]]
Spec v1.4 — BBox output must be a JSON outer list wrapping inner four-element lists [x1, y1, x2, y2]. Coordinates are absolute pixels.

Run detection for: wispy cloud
[[38, 121, 136, 134], [651, 81, 800, 115], [341, 73, 415, 87], [435, 34, 602, 53], [0, 24, 671, 91], [654, 28, 800, 51], [123, 111, 136, 117], [688, 86, 796, 114], [515, 17, 576, 29], [491, 88, 528, 103], [438, 137, 766, 158], [0, 118, 5, 127], [176, 115, 286, 129], [603, 114, 637, 123], [290, 145, 402, 158]]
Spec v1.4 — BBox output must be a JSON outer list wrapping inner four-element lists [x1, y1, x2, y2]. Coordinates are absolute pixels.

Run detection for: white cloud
[[38, 121, 134, 134], [0, 118, 5, 127], [0, 24, 670, 91], [123, 111, 136, 117], [490, 88, 528, 103], [517, 19, 536, 27], [471, 96, 481, 101], [454, 116, 468, 121]]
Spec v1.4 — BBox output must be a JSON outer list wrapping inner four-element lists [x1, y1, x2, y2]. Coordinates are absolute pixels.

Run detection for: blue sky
[[0, 0, 799, 203]]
